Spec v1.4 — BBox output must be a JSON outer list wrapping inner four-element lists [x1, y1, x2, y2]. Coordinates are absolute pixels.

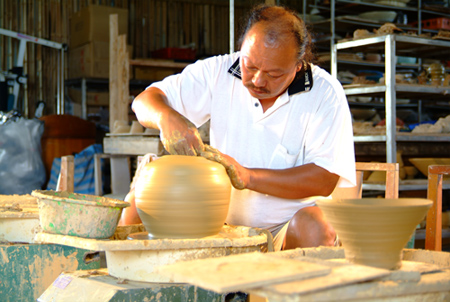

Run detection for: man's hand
[[159, 114, 204, 156], [201, 145, 248, 190], [132, 87, 204, 156]]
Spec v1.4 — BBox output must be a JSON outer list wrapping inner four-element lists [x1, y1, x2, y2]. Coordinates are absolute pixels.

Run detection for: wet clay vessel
[[316, 198, 432, 270], [135, 155, 232, 239]]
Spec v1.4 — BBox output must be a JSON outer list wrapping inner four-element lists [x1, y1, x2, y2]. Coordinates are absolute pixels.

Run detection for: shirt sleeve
[[303, 73, 356, 188], [148, 54, 235, 128]]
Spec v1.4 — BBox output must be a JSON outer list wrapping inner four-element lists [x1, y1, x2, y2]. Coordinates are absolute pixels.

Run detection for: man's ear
[[296, 63, 303, 73]]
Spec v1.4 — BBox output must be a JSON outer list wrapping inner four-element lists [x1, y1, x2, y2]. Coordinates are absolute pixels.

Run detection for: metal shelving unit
[[306, 1, 450, 191], [332, 34, 450, 164]]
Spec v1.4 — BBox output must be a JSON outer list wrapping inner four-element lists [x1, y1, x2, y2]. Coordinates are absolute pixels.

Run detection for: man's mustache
[[244, 83, 269, 94]]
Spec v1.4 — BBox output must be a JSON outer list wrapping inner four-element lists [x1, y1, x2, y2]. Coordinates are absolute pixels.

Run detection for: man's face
[[240, 24, 302, 102]]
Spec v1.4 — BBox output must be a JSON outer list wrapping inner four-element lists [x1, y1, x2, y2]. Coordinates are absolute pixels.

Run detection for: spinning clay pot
[[317, 198, 432, 270], [135, 155, 231, 239]]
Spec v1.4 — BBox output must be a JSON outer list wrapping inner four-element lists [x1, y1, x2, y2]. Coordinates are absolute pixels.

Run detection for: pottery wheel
[[127, 232, 154, 240], [108, 225, 270, 283]]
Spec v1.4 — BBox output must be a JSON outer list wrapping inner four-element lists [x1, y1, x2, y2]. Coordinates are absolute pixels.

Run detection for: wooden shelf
[[363, 179, 450, 191], [129, 58, 189, 69]]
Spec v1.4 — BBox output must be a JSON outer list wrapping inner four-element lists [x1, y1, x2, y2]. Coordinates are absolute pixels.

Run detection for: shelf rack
[[331, 34, 450, 163]]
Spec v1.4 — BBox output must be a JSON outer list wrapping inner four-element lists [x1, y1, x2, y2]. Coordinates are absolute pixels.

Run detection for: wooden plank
[[134, 0, 142, 58], [129, 0, 136, 57], [118, 34, 129, 124], [425, 165, 449, 251], [183, 2, 190, 45], [142, 0, 148, 56], [161, 0, 167, 48], [258, 261, 389, 296], [157, 252, 332, 294], [129, 58, 188, 68], [148, 0, 155, 53], [56, 155, 75, 192], [109, 14, 119, 131], [192, 2, 197, 47], [203, 4, 210, 55], [168, 0, 177, 48], [103, 136, 164, 155]]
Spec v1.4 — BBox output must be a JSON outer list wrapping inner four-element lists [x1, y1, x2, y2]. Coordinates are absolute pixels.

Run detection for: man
[[122, 4, 356, 251]]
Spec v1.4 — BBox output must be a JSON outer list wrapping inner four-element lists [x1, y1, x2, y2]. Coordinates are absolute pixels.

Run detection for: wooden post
[[110, 14, 129, 133], [56, 155, 74, 192], [425, 165, 450, 251], [110, 14, 119, 132], [118, 34, 130, 124]]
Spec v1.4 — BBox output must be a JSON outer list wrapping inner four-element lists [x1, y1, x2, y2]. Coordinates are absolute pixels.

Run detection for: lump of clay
[[375, 23, 402, 35]]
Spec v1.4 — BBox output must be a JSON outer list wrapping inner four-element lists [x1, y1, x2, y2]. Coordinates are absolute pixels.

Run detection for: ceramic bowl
[[358, 11, 397, 22], [351, 108, 377, 121], [375, 0, 407, 7], [409, 158, 450, 178], [316, 198, 432, 270], [32, 190, 130, 239]]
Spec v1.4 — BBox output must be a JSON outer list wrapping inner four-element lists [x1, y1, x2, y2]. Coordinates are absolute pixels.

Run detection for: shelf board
[[348, 101, 418, 108], [343, 83, 450, 101], [397, 133, 450, 142], [310, 1, 417, 14], [354, 135, 387, 142], [415, 228, 450, 240], [335, 0, 418, 13], [354, 133, 450, 142], [311, 18, 417, 36], [65, 77, 152, 89], [319, 58, 419, 70], [336, 34, 450, 61], [129, 58, 190, 69], [363, 179, 450, 191]]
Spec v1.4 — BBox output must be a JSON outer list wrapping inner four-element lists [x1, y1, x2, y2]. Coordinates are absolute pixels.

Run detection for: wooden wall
[[0, 0, 303, 117]]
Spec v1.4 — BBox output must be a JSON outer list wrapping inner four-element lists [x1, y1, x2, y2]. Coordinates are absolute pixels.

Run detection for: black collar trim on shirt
[[227, 58, 313, 95]]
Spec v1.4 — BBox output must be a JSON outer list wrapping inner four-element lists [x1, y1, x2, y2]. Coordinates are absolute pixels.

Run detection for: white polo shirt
[[150, 52, 356, 235]]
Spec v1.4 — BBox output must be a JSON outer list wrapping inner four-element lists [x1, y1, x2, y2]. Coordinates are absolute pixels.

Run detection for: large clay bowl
[[409, 158, 450, 179], [135, 155, 231, 239], [316, 198, 432, 270]]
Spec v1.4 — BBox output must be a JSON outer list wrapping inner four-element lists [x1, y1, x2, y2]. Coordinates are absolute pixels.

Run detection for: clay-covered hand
[[201, 145, 248, 190], [159, 114, 204, 156]]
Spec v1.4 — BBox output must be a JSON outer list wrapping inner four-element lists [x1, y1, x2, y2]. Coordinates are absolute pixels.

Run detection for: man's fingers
[[204, 144, 218, 153], [201, 147, 245, 190], [193, 141, 205, 156], [201, 151, 222, 164], [201, 151, 215, 161]]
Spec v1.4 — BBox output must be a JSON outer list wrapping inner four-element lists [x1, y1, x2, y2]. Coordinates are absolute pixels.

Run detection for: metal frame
[[0, 28, 65, 115], [332, 34, 450, 164]]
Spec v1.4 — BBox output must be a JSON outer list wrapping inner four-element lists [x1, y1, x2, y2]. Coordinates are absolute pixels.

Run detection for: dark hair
[[238, 5, 315, 64]]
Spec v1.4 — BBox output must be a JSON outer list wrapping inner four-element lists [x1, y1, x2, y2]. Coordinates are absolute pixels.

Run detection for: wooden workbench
[[158, 247, 450, 302]]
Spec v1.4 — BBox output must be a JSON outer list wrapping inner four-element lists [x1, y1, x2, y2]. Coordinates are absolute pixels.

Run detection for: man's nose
[[252, 70, 266, 87]]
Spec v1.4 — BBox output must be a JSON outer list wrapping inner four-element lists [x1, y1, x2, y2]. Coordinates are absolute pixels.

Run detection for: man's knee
[[284, 206, 335, 250]]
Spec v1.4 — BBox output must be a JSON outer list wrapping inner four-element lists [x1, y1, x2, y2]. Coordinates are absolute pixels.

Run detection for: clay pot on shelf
[[317, 198, 432, 270], [427, 63, 445, 86], [134, 155, 232, 239]]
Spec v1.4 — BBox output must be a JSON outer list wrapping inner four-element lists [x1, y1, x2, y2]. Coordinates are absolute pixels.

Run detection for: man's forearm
[[246, 163, 339, 199], [132, 87, 173, 130]]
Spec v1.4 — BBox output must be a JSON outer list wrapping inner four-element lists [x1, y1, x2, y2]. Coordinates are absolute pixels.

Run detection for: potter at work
[[122, 4, 356, 251]]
